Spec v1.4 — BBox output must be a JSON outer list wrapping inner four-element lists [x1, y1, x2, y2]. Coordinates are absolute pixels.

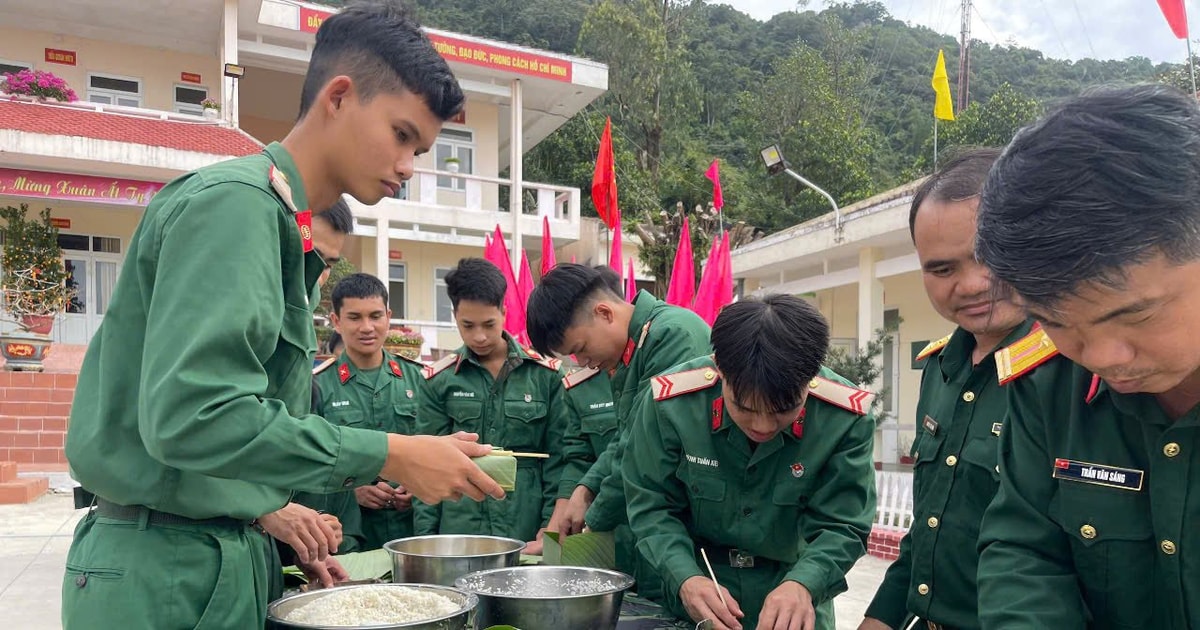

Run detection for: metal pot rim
[[383, 535, 527, 559], [266, 582, 478, 629], [454, 566, 635, 600]]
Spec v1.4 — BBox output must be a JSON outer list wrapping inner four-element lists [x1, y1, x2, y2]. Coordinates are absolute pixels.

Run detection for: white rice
[[458, 575, 623, 598], [283, 585, 459, 626]]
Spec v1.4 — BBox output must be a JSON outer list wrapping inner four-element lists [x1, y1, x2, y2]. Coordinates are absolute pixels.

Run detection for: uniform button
[[1080, 524, 1097, 539], [742, 507, 753, 516], [945, 455, 958, 467], [927, 516, 939, 529], [342, 477, 356, 488], [1164, 443, 1181, 458], [917, 583, 930, 595], [1161, 540, 1177, 555], [962, 391, 976, 403], [75, 574, 87, 588]]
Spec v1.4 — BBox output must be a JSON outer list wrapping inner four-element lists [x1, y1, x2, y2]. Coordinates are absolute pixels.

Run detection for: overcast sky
[[722, 0, 1196, 64]]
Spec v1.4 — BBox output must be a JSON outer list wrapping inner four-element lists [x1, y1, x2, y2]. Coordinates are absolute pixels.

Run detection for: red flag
[[705, 159, 724, 211], [591, 117, 619, 229], [1157, 0, 1189, 39], [716, 231, 733, 312], [487, 225, 527, 343], [609, 212, 623, 276], [571, 255, 577, 264], [692, 234, 723, 324], [540, 215, 557, 277], [518, 250, 536, 337], [626, 256, 636, 301], [665, 216, 695, 307]]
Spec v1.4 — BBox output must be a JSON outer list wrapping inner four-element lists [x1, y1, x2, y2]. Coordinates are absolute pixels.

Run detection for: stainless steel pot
[[455, 566, 634, 630], [384, 535, 525, 587], [266, 583, 477, 630]]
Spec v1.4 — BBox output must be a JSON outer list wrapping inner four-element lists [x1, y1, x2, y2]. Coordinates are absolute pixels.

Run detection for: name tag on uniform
[[922, 415, 939, 436], [991, 422, 1003, 436], [1052, 458, 1144, 491]]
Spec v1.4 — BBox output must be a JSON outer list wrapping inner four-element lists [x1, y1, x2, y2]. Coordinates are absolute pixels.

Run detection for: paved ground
[[0, 490, 890, 629]]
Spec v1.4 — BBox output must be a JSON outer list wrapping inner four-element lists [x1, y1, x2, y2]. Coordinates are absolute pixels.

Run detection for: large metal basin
[[455, 566, 634, 630], [266, 583, 477, 629], [384, 535, 525, 586]]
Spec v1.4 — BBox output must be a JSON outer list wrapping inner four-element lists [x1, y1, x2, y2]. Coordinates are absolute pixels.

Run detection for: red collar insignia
[[791, 407, 806, 439], [389, 360, 403, 378], [711, 397, 724, 431], [1085, 373, 1101, 403], [621, 338, 635, 366], [338, 363, 350, 384]]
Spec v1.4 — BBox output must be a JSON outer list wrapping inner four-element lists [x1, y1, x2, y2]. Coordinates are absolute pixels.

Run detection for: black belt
[[92, 497, 249, 529], [698, 542, 780, 570]]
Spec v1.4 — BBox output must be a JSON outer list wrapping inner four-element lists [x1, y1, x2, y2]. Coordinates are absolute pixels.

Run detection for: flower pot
[[386, 343, 422, 361], [0, 331, 52, 372], [203, 108, 220, 120], [444, 161, 460, 174], [20, 314, 55, 335]]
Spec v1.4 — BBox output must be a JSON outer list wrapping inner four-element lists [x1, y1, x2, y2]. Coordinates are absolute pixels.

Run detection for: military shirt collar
[[627, 290, 658, 342], [263, 142, 310, 215], [336, 350, 404, 386], [456, 332, 529, 371], [938, 318, 1036, 382]]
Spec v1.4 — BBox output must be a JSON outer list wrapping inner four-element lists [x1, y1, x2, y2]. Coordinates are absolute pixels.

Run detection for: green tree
[[915, 82, 1042, 171]]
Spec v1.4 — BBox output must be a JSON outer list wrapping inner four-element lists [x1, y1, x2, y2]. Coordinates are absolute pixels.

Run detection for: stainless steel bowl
[[384, 535, 525, 586], [266, 583, 477, 630], [455, 566, 635, 630]]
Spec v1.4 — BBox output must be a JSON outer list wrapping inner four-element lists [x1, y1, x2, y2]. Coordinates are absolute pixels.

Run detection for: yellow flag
[[932, 49, 955, 121]]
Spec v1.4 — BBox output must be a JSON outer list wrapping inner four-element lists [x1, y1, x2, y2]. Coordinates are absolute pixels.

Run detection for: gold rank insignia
[[652, 366, 719, 401], [807, 376, 873, 415], [562, 366, 601, 390], [421, 354, 459, 380], [522, 347, 563, 371], [915, 333, 952, 362], [995, 326, 1059, 385], [312, 355, 338, 376]]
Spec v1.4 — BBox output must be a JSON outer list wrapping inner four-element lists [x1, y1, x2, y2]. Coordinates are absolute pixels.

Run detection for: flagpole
[[934, 117, 939, 170], [1188, 36, 1198, 98]]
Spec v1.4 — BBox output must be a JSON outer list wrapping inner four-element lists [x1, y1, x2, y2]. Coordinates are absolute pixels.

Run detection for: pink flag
[[665, 216, 695, 307], [609, 214, 623, 277], [517, 250, 536, 344], [540, 215, 557, 277], [716, 231, 733, 313], [626, 256, 636, 301], [692, 234, 723, 324], [487, 225, 527, 343], [1157, 0, 1189, 39], [571, 255, 577, 264], [705, 159, 724, 211]]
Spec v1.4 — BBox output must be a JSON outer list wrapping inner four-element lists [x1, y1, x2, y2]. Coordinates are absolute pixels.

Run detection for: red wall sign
[[181, 72, 203, 84], [389, 250, 403, 260], [50, 218, 71, 229], [0, 168, 163, 207], [44, 48, 77, 66], [299, 7, 328, 33]]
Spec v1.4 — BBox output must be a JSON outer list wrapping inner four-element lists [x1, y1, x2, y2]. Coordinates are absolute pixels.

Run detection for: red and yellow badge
[[711, 397, 724, 430], [790, 462, 805, 478], [388, 360, 403, 377], [338, 363, 351, 384]]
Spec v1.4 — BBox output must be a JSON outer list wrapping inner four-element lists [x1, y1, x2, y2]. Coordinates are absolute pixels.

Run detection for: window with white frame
[[174, 84, 209, 116], [388, 263, 407, 319], [87, 73, 142, 108], [434, 267, 453, 323], [435, 128, 474, 191], [0, 60, 31, 87]]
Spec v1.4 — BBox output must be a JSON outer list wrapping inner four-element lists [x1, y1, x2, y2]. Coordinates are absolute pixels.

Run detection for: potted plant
[[443, 156, 461, 174], [200, 98, 221, 120], [1, 69, 78, 102], [384, 325, 424, 360], [0, 204, 75, 371]]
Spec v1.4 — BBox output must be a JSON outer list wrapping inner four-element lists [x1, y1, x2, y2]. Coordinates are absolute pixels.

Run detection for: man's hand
[[557, 486, 594, 536], [258, 503, 339, 565], [391, 485, 413, 511], [679, 576, 743, 630], [298, 555, 350, 590], [856, 618, 894, 630], [757, 581, 815, 630], [524, 528, 548, 556], [356, 482, 393, 510], [380, 432, 505, 504], [319, 513, 343, 548]]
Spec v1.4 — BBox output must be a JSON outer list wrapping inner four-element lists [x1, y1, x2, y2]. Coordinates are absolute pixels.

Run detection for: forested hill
[[316, 0, 1180, 236]]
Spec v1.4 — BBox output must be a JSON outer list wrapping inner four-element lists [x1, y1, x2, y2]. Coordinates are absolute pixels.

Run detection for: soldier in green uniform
[[860, 150, 1033, 630], [61, 4, 505, 628], [973, 84, 1200, 629], [415, 258, 569, 544], [526, 263, 711, 595], [624, 294, 876, 630], [306, 273, 424, 551], [557, 366, 617, 510]]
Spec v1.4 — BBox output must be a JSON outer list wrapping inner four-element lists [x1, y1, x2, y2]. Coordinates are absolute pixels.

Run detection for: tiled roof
[[0, 97, 262, 157]]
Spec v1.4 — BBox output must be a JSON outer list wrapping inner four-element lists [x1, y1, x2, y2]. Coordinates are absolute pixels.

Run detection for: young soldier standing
[[61, 4, 503, 627], [625, 295, 876, 630], [415, 258, 569, 544], [859, 149, 1039, 630], [974, 84, 1200, 629]]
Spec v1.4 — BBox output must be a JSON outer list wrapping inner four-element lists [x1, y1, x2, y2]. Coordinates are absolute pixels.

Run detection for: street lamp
[[759, 144, 842, 241]]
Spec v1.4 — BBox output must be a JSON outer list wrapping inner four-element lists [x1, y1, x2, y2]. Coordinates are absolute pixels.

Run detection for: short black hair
[[976, 84, 1200, 311], [445, 258, 506, 309], [527, 263, 626, 355], [712, 294, 829, 413], [332, 272, 389, 314], [909, 147, 1001, 240], [316, 197, 354, 235], [298, 0, 464, 121], [326, 331, 344, 355]]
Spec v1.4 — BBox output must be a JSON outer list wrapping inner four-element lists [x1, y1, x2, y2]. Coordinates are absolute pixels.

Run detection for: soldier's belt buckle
[[728, 549, 755, 568]]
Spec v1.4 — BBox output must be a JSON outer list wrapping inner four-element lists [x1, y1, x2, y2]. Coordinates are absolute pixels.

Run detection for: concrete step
[[0, 475, 48, 504]]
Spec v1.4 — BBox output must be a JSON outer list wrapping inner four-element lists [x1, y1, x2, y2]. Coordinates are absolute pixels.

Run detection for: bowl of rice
[[455, 566, 634, 629], [266, 583, 477, 629]]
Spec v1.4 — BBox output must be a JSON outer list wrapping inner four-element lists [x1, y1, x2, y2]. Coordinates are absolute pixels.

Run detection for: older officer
[[974, 84, 1200, 629], [624, 294, 876, 630]]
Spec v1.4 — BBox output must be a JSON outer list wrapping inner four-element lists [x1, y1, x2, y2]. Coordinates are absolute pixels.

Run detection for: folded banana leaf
[[281, 548, 393, 583], [542, 530, 616, 570], [473, 454, 518, 491]]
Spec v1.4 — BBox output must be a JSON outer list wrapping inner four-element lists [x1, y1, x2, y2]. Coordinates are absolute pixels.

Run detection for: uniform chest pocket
[[503, 397, 548, 447], [389, 402, 417, 434], [579, 407, 618, 438], [683, 471, 727, 504], [961, 436, 1000, 480], [771, 481, 810, 508], [911, 429, 944, 466], [323, 406, 367, 429], [264, 303, 316, 406], [446, 400, 483, 433]]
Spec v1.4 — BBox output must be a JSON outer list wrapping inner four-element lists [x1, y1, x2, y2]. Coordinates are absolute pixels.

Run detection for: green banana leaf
[[542, 530, 616, 570], [472, 454, 518, 491], [281, 548, 393, 583]]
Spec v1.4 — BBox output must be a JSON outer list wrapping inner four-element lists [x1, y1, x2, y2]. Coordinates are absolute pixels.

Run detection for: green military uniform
[[977, 345, 1200, 629], [557, 367, 618, 499], [865, 320, 1037, 629], [624, 358, 877, 630], [414, 334, 569, 542], [61, 143, 389, 630], [303, 350, 424, 550]]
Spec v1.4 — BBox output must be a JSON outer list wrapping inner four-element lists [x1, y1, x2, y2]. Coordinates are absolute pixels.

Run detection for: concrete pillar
[[857, 247, 884, 353], [220, 0, 239, 127], [508, 79, 523, 274]]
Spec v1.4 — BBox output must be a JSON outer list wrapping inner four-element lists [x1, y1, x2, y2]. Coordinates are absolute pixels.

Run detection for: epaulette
[[807, 376, 873, 415], [312, 355, 338, 376], [995, 326, 1058, 385], [652, 366, 719, 401], [268, 165, 313, 253], [563, 367, 601, 390], [915, 333, 952, 362], [522, 347, 562, 371], [394, 352, 426, 367], [421, 354, 459, 380]]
